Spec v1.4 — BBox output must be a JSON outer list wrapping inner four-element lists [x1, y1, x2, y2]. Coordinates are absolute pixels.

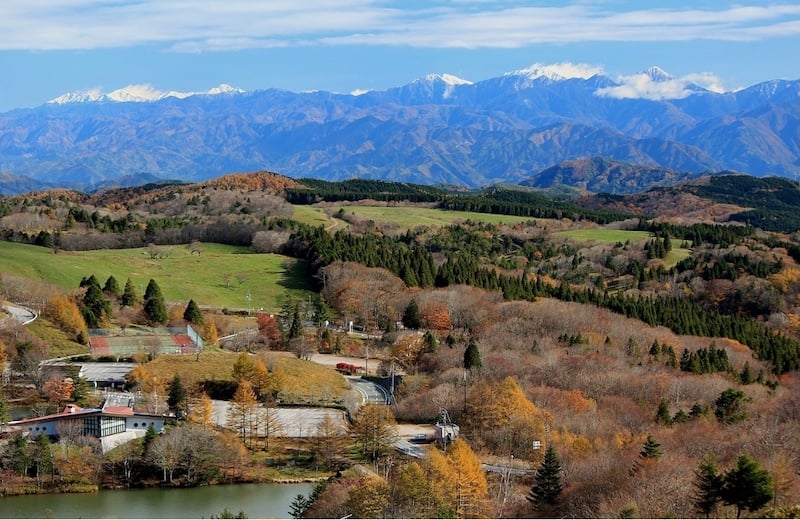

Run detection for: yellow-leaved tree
[[466, 376, 552, 462], [428, 438, 489, 518]]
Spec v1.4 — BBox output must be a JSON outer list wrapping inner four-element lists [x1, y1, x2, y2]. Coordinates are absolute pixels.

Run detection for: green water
[[0, 482, 314, 519]]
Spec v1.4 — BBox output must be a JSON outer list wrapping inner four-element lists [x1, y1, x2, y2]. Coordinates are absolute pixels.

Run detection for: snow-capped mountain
[[48, 83, 244, 105], [1, 64, 797, 193]]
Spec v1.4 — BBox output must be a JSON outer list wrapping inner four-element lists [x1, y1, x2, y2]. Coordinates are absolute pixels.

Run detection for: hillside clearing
[[0, 242, 312, 312]]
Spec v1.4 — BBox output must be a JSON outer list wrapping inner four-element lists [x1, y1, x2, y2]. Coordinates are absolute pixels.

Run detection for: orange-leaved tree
[[428, 437, 490, 518]]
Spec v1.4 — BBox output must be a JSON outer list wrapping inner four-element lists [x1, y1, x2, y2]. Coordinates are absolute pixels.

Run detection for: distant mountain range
[[0, 65, 797, 195]]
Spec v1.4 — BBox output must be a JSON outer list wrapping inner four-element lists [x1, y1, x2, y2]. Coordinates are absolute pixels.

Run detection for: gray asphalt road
[[348, 377, 390, 405], [1, 304, 36, 326]]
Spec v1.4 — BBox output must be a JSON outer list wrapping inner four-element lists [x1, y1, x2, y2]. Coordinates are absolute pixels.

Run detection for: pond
[[0, 481, 315, 519]]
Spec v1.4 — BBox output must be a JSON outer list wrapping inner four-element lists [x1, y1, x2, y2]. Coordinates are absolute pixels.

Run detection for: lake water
[[0, 482, 315, 519]]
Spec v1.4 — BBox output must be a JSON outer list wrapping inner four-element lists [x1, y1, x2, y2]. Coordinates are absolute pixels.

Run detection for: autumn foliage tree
[[349, 403, 398, 461], [256, 313, 282, 348], [420, 300, 451, 330], [44, 293, 88, 343], [465, 376, 550, 461], [428, 438, 489, 518]]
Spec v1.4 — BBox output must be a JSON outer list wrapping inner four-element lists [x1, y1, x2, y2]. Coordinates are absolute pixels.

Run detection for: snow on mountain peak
[[427, 73, 472, 86], [508, 62, 605, 81], [47, 83, 244, 105], [642, 66, 673, 82]]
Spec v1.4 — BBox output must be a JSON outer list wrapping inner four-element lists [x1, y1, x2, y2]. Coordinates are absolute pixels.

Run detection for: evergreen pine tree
[[739, 362, 754, 385], [655, 400, 673, 426], [288, 494, 310, 519], [183, 299, 204, 325], [142, 423, 157, 455], [640, 434, 663, 460], [167, 375, 187, 416], [423, 331, 438, 353], [288, 303, 303, 339], [714, 388, 749, 424], [402, 299, 421, 329], [143, 279, 168, 325], [692, 455, 723, 518], [526, 444, 563, 507], [121, 278, 137, 307], [721, 455, 773, 519], [464, 339, 482, 371], [103, 275, 121, 297], [81, 277, 111, 328]]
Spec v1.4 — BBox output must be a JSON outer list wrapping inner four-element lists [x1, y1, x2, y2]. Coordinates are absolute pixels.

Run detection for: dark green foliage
[[288, 178, 445, 205], [527, 445, 563, 507], [211, 508, 248, 519], [143, 278, 167, 325], [288, 303, 303, 339], [288, 494, 310, 519], [423, 331, 438, 353], [183, 299, 204, 325], [142, 423, 157, 454], [103, 275, 121, 297], [640, 435, 662, 460], [693, 455, 723, 518], [464, 339, 482, 371], [402, 299, 421, 329], [688, 175, 800, 233], [80, 274, 111, 328], [67, 366, 91, 405], [714, 388, 749, 424], [739, 362, 754, 385], [721, 455, 773, 518], [679, 344, 731, 374], [121, 278, 137, 307], [672, 409, 689, 424], [32, 433, 53, 484], [655, 400, 672, 426], [9, 433, 30, 476], [167, 375, 187, 415]]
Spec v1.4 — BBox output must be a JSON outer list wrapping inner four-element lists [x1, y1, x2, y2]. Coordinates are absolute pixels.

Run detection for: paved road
[[348, 376, 390, 405], [1, 303, 36, 326]]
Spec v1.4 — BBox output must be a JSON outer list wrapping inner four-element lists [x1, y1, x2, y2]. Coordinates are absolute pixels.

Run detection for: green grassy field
[[0, 242, 312, 312], [289, 204, 335, 227], [556, 228, 691, 267], [334, 205, 537, 229], [555, 229, 652, 244]]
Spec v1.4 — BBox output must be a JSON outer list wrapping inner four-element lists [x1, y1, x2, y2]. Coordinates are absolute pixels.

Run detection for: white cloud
[[0, 1, 797, 51], [595, 71, 727, 100]]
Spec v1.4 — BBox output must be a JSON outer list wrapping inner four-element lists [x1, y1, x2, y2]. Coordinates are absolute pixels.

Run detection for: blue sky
[[0, 1, 798, 112]]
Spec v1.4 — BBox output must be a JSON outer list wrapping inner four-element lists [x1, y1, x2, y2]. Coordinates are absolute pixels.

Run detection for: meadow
[[556, 228, 691, 266], [331, 205, 538, 229], [0, 242, 312, 312]]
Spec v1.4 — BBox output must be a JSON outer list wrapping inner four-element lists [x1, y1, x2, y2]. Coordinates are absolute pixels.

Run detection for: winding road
[[1, 303, 36, 327], [348, 376, 390, 405]]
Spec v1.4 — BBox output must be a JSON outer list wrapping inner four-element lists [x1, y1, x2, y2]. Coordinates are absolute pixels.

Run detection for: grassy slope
[[335, 205, 539, 229], [0, 242, 312, 312], [145, 350, 352, 405], [555, 229, 651, 243], [556, 228, 691, 267]]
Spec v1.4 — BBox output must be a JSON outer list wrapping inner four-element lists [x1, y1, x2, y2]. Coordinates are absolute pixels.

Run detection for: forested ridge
[[287, 221, 800, 374], [2, 171, 800, 518]]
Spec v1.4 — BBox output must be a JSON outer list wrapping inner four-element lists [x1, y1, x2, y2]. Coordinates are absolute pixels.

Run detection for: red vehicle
[[335, 362, 365, 375]]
